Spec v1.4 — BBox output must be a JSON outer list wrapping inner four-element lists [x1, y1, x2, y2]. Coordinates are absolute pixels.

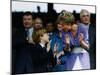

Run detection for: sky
[[12, 1, 96, 13]]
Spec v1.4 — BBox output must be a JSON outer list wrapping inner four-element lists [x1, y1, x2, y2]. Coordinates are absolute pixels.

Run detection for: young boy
[[31, 28, 55, 73]]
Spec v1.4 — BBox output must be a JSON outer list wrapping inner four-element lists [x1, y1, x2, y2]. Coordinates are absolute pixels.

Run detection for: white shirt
[[39, 42, 45, 48], [26, 27, 34, 42]]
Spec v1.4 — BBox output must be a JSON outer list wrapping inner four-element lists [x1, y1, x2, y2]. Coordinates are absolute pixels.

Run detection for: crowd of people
[[12, 9, 96, 74]]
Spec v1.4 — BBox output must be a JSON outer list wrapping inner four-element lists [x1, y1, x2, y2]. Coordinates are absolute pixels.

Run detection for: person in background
[[88, 18, 96, 69], [78, 9, 96, 69], [13, 11, 34, 74], [31, 28, 55, 73], [34, 17, 43, 31], [32, 17, 43, 43], [78, 9, 90, 47], [46, 22, 55, 40]]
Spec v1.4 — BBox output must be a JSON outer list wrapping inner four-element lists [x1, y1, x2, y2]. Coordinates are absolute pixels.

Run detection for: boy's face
[[23, 15, 33, 28], [62, 23, 72, 32], [71, 24, 78, 32], [41, 33, 50, 43]]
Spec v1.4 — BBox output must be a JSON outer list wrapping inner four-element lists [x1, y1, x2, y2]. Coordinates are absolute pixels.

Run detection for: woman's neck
[[63, 29, 68, 32], [71, 30, 77, 37], [59, 31, 62, 38]]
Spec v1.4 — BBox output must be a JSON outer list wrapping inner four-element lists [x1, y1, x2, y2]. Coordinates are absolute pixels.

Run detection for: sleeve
[[48, 48, 56, 67]]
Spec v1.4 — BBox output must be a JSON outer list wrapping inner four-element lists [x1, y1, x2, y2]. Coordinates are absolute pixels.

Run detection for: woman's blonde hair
[[32, 28, 47, 44], [56, 10, 75, 24]]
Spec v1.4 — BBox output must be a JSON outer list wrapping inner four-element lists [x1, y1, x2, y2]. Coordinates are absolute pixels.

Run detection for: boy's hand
[[47, 40, 51, 52]]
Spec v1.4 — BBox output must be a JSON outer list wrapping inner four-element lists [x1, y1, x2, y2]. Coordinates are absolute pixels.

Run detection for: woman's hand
[[53, 43, 58, 53], [79, 33, 84, 42], [57, 59, 61, 65], [79, 33, 89, 50], [53, 43, 59, 57], [65, 34, 70, 51], [65, 34, 70, 44], [56, 51, 64, 59]]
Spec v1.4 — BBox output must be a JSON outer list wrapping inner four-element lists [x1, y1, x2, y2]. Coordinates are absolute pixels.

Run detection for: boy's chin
[[46, 40, 50, 43], [47, 41, 49, 43]]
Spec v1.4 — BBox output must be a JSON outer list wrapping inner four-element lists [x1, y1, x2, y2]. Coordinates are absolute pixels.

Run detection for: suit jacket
[[12, 27, 34, 74], [88, 24, 96, 69], [31, 44, 55, 73]]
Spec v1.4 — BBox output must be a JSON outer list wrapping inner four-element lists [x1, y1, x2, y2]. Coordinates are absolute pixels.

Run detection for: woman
[[50, 10, 75, 71], [65, 24, 90, 70], [50, 21, 66, 71]]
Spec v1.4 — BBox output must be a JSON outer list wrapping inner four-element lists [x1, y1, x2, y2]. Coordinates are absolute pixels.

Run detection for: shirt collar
[[80, 23, 90, 26], [39, 42, 45, 48]]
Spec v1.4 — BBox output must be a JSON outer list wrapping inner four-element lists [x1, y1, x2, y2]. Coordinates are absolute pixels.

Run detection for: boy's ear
[[40, 35, 43, 40], [40, 36, 42, 39]]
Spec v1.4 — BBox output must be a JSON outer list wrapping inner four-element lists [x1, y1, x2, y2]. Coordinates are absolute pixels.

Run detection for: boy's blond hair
[[32, 28, 47, 44]]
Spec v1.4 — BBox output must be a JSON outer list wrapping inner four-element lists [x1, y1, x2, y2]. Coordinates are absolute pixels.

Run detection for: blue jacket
[[50, 31, 66, 64]]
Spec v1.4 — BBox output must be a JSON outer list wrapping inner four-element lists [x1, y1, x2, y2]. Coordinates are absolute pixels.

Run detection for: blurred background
[[12, 1, 96, 28]]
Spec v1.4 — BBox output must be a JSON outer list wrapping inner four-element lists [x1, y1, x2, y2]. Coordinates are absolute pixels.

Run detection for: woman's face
[[57, 21, 63, 31], [71, 24, 78, 32], [57, 24, 63, 31], [34, 18, 43, 30], [62, 23, 72, 32], [41, 33, 50, 43]]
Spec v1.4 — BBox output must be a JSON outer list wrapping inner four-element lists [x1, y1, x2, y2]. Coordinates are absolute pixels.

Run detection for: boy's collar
[[39, 42, 45, 48]]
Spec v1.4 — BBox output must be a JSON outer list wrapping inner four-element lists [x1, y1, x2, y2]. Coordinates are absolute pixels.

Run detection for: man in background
[[13, 12, 34, 74]]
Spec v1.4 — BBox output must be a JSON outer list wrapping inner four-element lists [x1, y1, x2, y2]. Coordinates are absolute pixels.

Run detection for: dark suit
[[12, 27, 33, 74], [89, 24, 96, 69], [31, 44, 55, 73]]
